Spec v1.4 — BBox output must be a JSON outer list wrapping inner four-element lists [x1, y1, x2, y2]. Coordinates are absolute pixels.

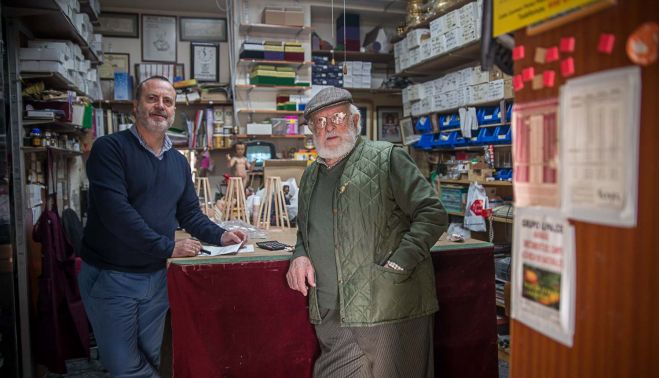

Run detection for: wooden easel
[[255, 176, 290, 229], [195, 177, 212, 214], [222, 177, 249, 223]]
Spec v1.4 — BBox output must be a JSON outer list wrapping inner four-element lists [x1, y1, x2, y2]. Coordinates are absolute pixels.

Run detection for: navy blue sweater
[[82, 129, 224, 272]]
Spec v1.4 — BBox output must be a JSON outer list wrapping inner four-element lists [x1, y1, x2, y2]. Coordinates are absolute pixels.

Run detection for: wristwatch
[[385, 261, 404, 271]]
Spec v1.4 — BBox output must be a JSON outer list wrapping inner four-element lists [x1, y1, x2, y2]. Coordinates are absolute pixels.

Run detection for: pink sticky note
[[545, 46, 560, 62], [513, 75, 524, 91], [513, 45, 525, 61], [560, 37, 575, 53], [598, 33, 615, 54], [543, 70, 556, 87], [522, 67, 535, 82], [561, 58, 575, 77]]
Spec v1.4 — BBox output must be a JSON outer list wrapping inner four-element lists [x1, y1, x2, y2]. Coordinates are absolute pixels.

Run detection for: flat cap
[[304, 87, 353, 121]]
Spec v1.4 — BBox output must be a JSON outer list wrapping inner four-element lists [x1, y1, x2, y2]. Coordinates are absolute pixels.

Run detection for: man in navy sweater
[[78, 76, 246, 377]]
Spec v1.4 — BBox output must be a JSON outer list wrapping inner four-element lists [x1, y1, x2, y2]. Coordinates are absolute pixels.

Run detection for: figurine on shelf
[[226, 142, 251, 181], [198, 148, 215, 177]]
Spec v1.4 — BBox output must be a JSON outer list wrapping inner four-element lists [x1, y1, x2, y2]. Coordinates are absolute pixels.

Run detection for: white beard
[[314, 124, 359, 160]]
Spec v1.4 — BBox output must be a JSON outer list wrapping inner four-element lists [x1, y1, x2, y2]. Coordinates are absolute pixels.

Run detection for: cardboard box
[[285, 8, 304, 26], [263, 8, 286, 25], [468, 167, 495, 182], [247, 123, 273, 135]]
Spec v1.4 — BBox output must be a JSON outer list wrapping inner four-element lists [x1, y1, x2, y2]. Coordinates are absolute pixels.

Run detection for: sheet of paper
[[201, 244, 254, 256], [512, 207, 576, 347], [560, 66, 641, 227], [513, 99, 560, 208]]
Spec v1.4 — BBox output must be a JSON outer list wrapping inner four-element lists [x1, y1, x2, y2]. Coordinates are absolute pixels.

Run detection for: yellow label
[[493, 0, 597, 36]]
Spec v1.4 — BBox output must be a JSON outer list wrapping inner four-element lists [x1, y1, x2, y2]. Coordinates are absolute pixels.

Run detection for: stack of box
[[343, 61, 372, 88], [311, 55, 343, 87], [402, 64, 511, 116], [336, 13, 360, 51], [19, 40, 101, 99], [395, 0, 483, 74], [239, 41, 265, 60], [262, 7, 305, 26], [264, 41, 285, 61], [284, 42, 304, 62], [250, 65, 296, 86]]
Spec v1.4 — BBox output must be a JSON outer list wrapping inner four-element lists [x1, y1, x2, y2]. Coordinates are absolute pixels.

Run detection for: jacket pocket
[[371, 263, 421, 320]]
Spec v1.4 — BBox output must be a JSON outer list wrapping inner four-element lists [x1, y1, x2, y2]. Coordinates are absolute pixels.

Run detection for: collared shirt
[[130, 124, 172, 160]]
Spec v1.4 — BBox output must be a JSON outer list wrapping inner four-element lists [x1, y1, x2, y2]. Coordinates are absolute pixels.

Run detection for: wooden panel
[[511, 1, 659, 377]]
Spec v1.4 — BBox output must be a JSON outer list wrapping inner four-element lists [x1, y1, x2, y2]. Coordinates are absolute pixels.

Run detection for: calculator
[[256, 240, 292, 251]]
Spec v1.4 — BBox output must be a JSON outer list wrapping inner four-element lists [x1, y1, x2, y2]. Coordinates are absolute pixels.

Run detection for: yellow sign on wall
[[493, 0, 596, 36]]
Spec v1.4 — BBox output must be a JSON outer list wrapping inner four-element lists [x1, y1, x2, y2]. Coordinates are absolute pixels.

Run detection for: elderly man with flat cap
[[286, 87, 448, 377]]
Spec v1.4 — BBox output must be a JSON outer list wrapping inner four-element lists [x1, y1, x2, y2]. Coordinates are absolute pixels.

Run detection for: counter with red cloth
[[167, 230, 497, 378]]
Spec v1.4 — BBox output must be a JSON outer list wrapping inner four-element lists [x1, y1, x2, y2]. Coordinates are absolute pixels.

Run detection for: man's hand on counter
[[221, 230, 248, 247], [286, 256, 316, 296], [172, 238, 202, 258]]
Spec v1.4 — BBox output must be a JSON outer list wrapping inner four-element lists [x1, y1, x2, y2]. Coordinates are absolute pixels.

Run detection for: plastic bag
[[464, 182, 489, 232]]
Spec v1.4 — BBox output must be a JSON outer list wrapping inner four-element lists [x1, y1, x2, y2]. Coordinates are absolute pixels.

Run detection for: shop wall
[[101, 7, 231, 85]]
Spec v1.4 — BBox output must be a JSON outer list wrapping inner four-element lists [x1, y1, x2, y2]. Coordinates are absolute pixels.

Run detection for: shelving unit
[[22, 119, 85, 134], [390, 0, 474, 43], [20, 146, 83, 156], [239, 23, 313, 36], [346, 87, 402, 95], [397, 41, 481, 80], [236, 134, 306, 139], [237, 109, 303, 115], [5, 0, 101, 64], [237, 59, 313, 68], [21, 71, 93, 98], [235, 84, 311, 92], [96, 99, 233, 106], [440, 179, 512, 187], [311, 50, 395, 65]]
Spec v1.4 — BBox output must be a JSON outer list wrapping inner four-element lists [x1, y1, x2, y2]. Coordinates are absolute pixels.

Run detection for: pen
[[200, 249, 211, 255]]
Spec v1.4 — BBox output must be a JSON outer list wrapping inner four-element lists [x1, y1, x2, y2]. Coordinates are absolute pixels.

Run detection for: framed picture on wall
[[355, 102, 373, 140], [99, 53, 130, 79], [191, 43, 219, 82], [142, 14, 177, 62], [399, 117, 421, 145], [180, 17, 227, 42], [377, 107, 403, 143], [96, 12, 139, 38]]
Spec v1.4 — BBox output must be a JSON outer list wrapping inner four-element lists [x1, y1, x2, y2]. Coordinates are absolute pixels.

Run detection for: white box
[[444, 27, 464, 52], [408, 84, 421, 102], [420, 38, 432, 62], [466, 66, 490, 85], [403, 101, 411, 117], [247, 123, 273, 135], [19, 60, 40, 71], [407, 28, 431, 49], [444, 9, 461, 29], [362, 62, 372, 73], [411, 100, 423, 116], [431, 35, 445, 57], [430, 16, 447, 37], [421, 97, 432, 114], [409, 47, 421, 67], [402, 87, 410, 103]]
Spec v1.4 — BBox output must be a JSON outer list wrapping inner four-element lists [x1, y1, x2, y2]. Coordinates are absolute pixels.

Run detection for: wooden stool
[[195, 177, 212, 213], [255, 176, 290, 229], [222, 177, 249, 223]]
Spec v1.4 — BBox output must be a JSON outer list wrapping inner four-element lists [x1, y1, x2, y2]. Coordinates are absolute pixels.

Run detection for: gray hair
[[349, 104, 362, 134]]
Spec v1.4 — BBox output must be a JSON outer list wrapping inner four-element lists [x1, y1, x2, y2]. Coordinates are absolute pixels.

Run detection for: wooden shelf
[[239, 23, 312, 36], [396, 41, 481, 81], [22, 119, 85, 134], [236, 134, 306, 139], [311, 50, 395, 65], [237, 109, 303, 115], [6, 0, 100, 64], [447, 211, 464, 216], [21, 71, 92, 98], [238, 59, 313, 68], [440, 179, 513, 187], [96, 100, 233, 106], [391, 0, 474, 43], [492, 216, 514, 224], [21, 146, 82, 156], [235, 84, 311, 92], [346, 88, 402, 95], [414, 99, 512, 119]]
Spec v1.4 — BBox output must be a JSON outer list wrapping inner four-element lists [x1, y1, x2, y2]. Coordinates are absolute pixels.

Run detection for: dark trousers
[[313, 309, 434, 378]]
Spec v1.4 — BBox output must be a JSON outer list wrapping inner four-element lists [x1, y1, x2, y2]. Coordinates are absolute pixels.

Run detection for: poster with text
[[513, 98, 560, 208], [512, 207, 575, 347], [560, 66, 641, 227]]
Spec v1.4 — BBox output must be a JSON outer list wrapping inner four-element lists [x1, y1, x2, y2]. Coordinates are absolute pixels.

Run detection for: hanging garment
[[33, 150, 89, 373]]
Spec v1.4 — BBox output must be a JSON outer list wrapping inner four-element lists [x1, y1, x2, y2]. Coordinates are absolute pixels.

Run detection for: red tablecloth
[[168, 240, 497, 378], [168, 258, 319, 377]]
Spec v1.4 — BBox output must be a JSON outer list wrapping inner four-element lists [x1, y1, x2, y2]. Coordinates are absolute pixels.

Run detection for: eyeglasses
[[308, 111, 347, 132]]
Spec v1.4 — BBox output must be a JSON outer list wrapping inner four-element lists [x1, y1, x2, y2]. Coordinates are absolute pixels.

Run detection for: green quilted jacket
[[295, 137, 448, 326]]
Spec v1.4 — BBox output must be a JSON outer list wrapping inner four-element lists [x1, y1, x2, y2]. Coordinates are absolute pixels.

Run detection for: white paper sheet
[[560, 66, 641, 227], [201, 244, 254, 256], [513, 98, 560, 208], [511, 207, 576, 347]]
